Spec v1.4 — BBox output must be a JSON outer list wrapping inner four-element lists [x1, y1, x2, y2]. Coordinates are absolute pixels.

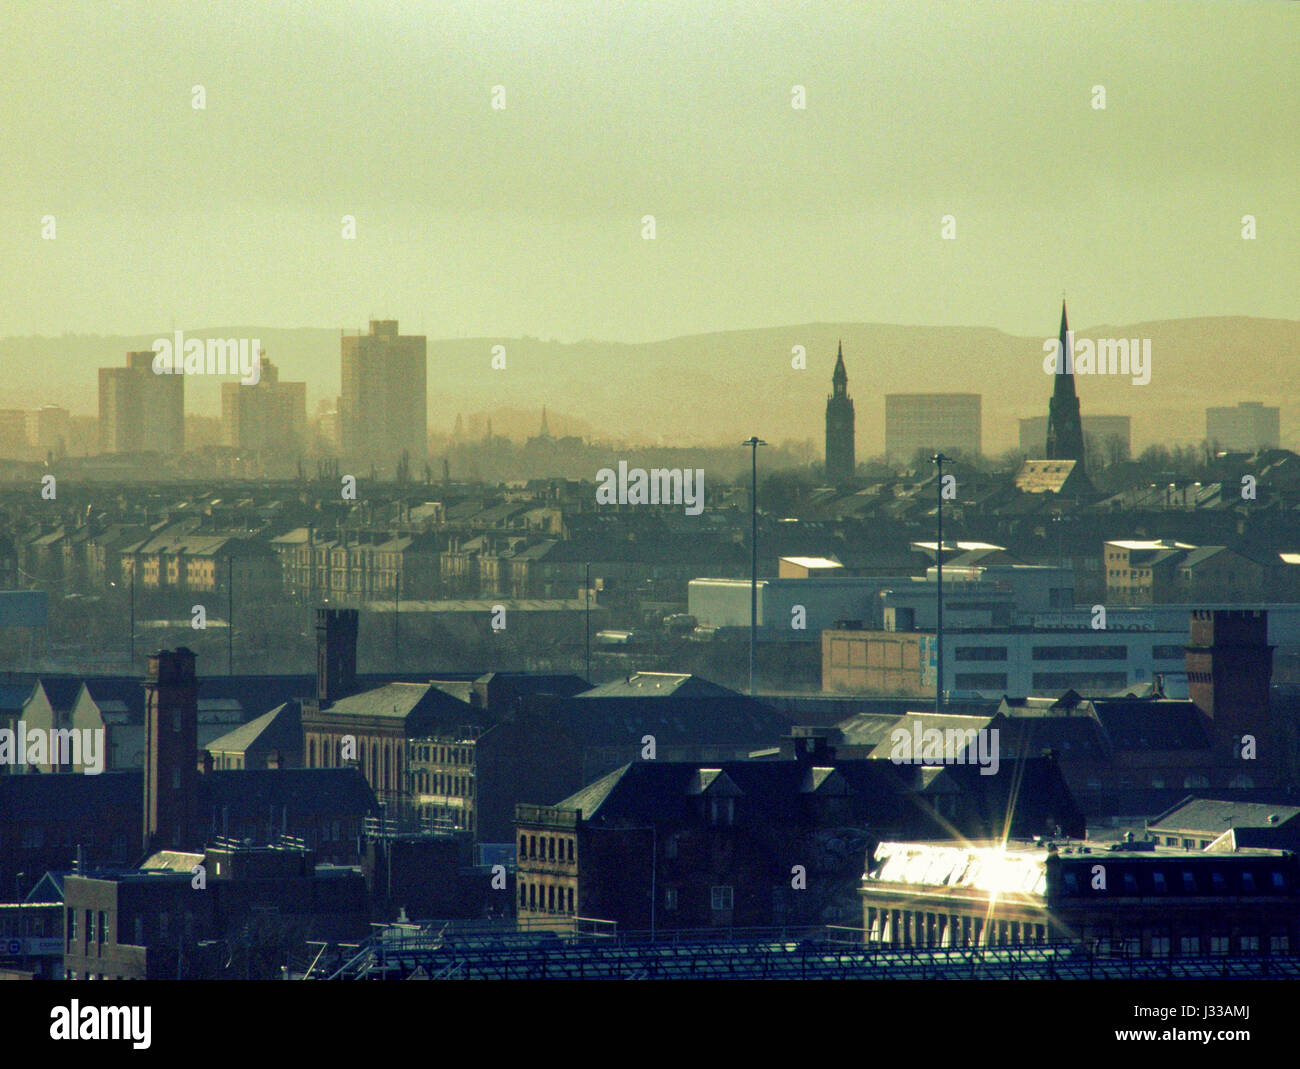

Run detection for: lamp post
[[227, 555, 234, 675], [742, 437, 767, 697], [15, 872, 24, 974], [584, 561, 591, 683], [931, 453, 950, 714]]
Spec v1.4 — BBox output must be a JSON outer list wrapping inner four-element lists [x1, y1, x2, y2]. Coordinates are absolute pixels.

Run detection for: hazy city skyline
[[3, 1, 1296, 343]]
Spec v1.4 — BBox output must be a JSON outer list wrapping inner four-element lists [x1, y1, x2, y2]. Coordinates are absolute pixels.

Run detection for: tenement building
[[861, 838, 1300, 956]]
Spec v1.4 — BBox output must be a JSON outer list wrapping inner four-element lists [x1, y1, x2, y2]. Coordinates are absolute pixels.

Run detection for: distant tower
[[142, 648, 198, 854], [1046, 301, 1086, 469], [539, 406, 550, 438], [316, 607, 358, 704], [1185, 610, 1277, 784], [825, 341, 856, 485]]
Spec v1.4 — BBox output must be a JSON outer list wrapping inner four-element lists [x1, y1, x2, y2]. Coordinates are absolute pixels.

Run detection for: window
[[1211, 872, 1226, 892], [1180, 935, 1200, 956], [519, 882, 526, 908], [1241, 871, 1256, 892], [665, 887, 678, 911], [1031, 645, 1126, 661], [1210, 935, 1230, 956], [1181, 871, 1196, 892], [548, 837, 556, 861], [1240, 934, 1260, 952], [1271, 871, 1286, 890], [528, 884, 536, 910], [519, 834, 527, 855], [567, 839, 574, 863], [172, 710, 181, 733], [567, 888, 574, 913], [529, 835, 536, 859], [954, 646, 1007, 661], [1271, 934, 1290, 952], [954, 674, 1008, 690], [1152, 871, 1167, 893], [711, 886, 734, 911], [1151, 934, 1171, 956], [1122, 872, 1138, 894], [547, 886, 555, 913]]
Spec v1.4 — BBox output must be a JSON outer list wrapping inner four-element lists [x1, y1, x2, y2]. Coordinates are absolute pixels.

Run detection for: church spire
[[1046, 299, 1085, 468], [540, 405, 550, 437], [1054, 300, 1076, 398]]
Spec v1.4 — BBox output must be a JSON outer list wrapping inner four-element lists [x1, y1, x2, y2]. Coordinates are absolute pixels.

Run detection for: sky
[[1, 0, 1296, 343]]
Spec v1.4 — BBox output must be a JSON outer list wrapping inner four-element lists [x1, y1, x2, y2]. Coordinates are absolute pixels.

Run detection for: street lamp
[[742, 437, 767, 697], [931, 453, 951, 713]]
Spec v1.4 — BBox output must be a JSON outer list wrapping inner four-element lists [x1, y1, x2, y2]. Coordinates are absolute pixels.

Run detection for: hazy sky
[[2, 1, 1295, 342]]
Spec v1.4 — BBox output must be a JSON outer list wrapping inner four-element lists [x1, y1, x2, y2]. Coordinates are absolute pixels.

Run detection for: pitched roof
[[317, 681, 473, 724], [204, 700, 301, 755], [1091, 700, 1210, 750], [548, 755, 1083, 842], [577, 673, 737, 699]]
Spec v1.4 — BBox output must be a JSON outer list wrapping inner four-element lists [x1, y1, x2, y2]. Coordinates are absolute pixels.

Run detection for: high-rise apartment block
[[221, 356, 307, 459], [98, 351, 184, 455], [884, 394, 981, 464], [1206, 402, 1280, 453], [340, 320, 427, 475]]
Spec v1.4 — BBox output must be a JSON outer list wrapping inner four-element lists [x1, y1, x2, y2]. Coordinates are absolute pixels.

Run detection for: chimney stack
[[316, 608, 359, 703], [142, 647, 199, 855]]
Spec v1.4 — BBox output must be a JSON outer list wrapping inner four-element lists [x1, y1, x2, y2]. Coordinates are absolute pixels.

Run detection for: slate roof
[[577, 673, 738, 699], [1091, 700, 1210, 750], [204, 700, 301, 755], [863, 712, 998, 761], [1148, 796, 1300, 835], [0, 683, 33, 715], [831, 713, 902, 749], [548, 755, 1083, 841], [316, 682, 472, 723]]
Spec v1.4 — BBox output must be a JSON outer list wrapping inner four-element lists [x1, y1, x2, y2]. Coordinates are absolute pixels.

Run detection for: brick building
[[515, 735, 1082, 934], [861, 838, 1300, 957]]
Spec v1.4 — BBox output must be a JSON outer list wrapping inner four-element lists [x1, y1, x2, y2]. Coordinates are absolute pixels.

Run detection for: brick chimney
[[142, 647, 198, 854], [1186, 609, 1274, 776], [316, 607, 358, 703]]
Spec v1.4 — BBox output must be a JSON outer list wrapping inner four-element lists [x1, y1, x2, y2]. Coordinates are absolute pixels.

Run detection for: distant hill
[[2, 317, 1297, 453]]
